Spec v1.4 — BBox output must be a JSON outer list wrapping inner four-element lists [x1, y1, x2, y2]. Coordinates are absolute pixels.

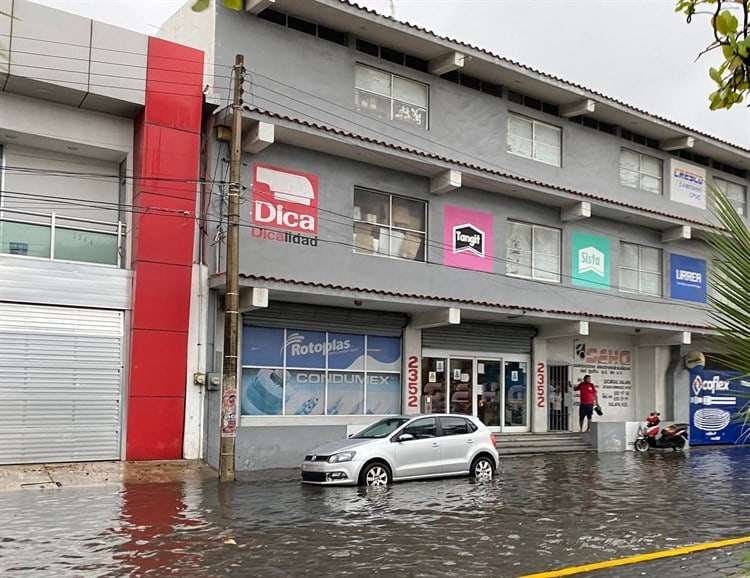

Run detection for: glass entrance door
[[477, 360, 501, 427], [421, 353, 530, 432], [448, 358, 472, 415], [503, 361, 528, 430]]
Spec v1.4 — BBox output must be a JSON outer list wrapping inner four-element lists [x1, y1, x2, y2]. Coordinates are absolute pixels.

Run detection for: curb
[[0, 460, 218, 491]]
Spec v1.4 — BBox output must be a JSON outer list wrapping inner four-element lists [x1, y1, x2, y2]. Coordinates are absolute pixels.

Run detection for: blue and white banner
[[670, 254, 707, 303], [689, 369, 749, 445]]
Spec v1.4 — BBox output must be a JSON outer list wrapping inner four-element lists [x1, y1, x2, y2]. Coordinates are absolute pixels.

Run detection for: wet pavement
[[1, 447, 748, 577]]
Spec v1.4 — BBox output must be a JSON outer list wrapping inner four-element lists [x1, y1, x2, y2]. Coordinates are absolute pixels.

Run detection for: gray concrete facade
[[159, 0, 749, 470]]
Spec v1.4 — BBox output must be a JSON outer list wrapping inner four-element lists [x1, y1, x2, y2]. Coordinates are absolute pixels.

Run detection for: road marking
[[518, 535, 750, 578]]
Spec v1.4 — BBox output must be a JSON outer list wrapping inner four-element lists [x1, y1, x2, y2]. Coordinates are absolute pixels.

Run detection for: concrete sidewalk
[[0, 459, 217, 491]]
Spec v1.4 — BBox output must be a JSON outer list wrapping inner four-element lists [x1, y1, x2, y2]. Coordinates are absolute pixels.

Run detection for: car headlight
[[328, 451, 356, 463]]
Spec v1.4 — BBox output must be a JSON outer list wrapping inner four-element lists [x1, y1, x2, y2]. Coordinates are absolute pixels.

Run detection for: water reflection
[[0, 448, 748, 577]]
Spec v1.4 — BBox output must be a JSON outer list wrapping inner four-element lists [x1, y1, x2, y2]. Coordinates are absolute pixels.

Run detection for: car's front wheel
[[359, 461, 391, 487], [470, 456, 495, 481]]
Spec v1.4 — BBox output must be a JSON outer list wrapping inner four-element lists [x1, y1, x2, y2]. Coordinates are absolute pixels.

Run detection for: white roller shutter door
[[0, 303, 124, 464]]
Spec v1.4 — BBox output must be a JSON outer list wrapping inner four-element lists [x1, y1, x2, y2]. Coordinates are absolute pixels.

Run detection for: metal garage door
[[0, 303, 124, 464]]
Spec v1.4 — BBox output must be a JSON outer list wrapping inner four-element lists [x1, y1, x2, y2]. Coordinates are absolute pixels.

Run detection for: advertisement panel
[[669, 159, 706, 209], [670, 254, 707, 303], [572, 339, 633, 421], [241, 327, 401, 416], [251, 163, 319, 246], [689, 370, 749, 445], [571, 232, 611, 289], [443, 205, 494, 272]]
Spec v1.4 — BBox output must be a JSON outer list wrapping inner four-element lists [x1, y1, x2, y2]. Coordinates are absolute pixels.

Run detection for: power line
[[0, 184, 716, 316]]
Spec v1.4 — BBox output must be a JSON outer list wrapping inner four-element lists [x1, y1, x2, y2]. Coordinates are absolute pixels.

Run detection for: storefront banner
[[284, 370, 326, 415], [327, 373, 365, 415], [571, 232, 611, 289], [284, 330, 327, 368], [366, 335, 402, 371], [670, 254, 707, 303], [327, 333, 365, 370], [241, 368, 284, 415], [243, 326, 284, 366], [669, 159, 706, 209], [572, 339, 633, 421], [689, 370, 749, 445], [443, 205, 494, 272], [366, 373, 401, 414], [252, 163, 319, 234]]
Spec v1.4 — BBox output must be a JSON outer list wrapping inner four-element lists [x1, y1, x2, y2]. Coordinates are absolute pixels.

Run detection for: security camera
[[353, 299, 363, 307]]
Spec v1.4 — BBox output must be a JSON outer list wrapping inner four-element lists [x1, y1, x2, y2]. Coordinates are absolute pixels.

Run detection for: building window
[[715, 177, 747, 216], [355, 64, 428, 129], [353, 188, 426, 261], [241, 326, 402, 416], [0, 145, 123, 266], [507, 114, 561, 166], [506, 221, 561, 282], [620, 242, 662, 296], [620, 149, 663, 194]]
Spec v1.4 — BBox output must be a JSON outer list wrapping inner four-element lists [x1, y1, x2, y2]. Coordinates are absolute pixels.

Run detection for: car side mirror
[[395, 433, 415, 442]]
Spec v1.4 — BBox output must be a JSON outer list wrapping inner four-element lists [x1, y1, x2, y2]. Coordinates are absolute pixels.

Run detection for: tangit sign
[[252, 164, 319, 235]]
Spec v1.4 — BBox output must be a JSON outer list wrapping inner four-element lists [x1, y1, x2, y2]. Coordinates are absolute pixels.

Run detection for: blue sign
[[670, 254, 706, 303], [689, 370, 749, 445], [243, 326, 284, 366]]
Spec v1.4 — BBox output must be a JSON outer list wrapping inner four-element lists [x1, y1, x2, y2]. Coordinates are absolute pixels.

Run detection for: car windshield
[[351, 417, 410, 439]]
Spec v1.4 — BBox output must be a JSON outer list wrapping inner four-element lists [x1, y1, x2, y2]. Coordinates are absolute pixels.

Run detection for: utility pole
[[219, 54, 244, 483]]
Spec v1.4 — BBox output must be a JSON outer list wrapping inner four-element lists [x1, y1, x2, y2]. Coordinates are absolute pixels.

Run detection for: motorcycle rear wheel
[[634, 438, 650, 452]]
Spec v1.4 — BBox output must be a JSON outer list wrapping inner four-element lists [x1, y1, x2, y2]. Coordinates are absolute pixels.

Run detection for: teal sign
[[572, 232, 610, 289]]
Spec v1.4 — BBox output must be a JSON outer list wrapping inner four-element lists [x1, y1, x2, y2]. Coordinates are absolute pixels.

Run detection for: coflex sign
[[252, 164, 319, 234]]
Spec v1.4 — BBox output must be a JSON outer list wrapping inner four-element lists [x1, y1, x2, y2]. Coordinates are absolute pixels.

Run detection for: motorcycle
[[634, 412, 689, 452]]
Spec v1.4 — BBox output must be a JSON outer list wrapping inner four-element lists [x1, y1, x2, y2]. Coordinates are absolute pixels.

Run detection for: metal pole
[[219, 54, 244, 483]]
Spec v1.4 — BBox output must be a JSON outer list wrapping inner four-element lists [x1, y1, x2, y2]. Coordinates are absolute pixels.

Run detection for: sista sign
[[572, 232, 610, 289]]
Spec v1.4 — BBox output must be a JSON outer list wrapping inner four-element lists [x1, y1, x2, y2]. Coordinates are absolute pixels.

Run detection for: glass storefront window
[[241, 326, 401, 417]]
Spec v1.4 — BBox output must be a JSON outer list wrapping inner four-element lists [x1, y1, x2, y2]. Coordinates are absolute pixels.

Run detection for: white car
[[301, 414, 499, 486]]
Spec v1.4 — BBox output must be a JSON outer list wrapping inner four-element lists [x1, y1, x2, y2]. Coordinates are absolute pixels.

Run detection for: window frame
[[353, 188, 427, 262], [355, 63, 429, 129], [506, 113, 562, 166], [505, 220, 562, 283], [715, 177, 747, 217], [619, 148, 663, 194], [619, 242, 663, 297]]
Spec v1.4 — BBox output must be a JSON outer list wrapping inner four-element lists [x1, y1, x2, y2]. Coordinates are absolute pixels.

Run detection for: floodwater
[[1, 448, 749, 577]]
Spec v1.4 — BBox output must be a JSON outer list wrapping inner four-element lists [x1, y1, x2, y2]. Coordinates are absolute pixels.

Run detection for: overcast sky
[[31, 0, 750, 148]]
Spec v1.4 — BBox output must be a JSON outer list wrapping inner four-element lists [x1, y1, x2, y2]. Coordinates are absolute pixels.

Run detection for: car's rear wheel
[[359, 462, 391, 487], [470, 456, 495, 481]]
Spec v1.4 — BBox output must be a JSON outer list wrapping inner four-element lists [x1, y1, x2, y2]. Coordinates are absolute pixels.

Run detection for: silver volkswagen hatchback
[[301, 414, 499, 486]]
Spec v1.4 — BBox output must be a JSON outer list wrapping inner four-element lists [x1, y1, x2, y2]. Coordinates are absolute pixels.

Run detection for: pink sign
[[443, 205, 493, 272]]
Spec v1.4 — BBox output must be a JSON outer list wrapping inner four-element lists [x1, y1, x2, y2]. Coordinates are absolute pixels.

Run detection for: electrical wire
[[0, 184, 717, 318]]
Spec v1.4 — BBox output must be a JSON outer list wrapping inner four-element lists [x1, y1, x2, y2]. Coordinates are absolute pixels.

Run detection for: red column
[[127, 37, 203, 460]]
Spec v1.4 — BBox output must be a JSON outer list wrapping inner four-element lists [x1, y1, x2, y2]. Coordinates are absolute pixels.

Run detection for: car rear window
[[439, 416, 477, 436]]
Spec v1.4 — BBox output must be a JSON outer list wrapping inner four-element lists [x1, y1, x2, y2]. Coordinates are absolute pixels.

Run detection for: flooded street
[[1, 448, 749, 577]]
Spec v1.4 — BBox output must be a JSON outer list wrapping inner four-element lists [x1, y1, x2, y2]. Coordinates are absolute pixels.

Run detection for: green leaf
[[722, 10, 739, 33], [191, 0, 210, 11], [709, 66, 723, 82]]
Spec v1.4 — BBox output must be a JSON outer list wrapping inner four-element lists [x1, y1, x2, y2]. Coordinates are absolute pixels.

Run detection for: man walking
[[574, 375, 598, 433]]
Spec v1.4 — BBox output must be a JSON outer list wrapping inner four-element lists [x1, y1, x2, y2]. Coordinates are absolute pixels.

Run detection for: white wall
[[548, 334, 636, 421]]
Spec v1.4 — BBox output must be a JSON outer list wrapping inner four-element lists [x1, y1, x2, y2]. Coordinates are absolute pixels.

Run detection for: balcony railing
[[0, 208, 124, 267]]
